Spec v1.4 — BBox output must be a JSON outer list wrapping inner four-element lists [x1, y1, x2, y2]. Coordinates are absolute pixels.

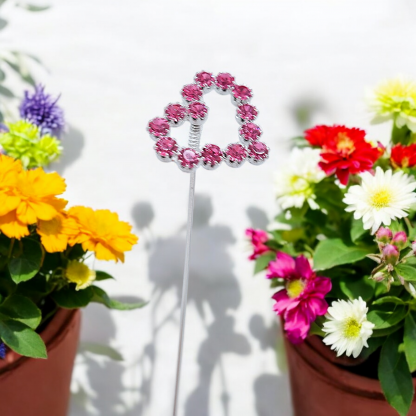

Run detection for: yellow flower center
[[335, 133, 355, 155], [343, 318, 362, 339], [286, 279, 305, 299], [370, 188, 392, 209]]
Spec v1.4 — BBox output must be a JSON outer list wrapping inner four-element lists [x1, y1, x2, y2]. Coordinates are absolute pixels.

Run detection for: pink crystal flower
[[245, 228, 270, 260], [195, 71, 215, 88], [269, 252, 331, 344]]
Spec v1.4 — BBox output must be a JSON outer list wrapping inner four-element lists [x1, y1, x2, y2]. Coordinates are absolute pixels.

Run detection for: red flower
[[390, 144, 416, 169], [305, 125, 382, 185]]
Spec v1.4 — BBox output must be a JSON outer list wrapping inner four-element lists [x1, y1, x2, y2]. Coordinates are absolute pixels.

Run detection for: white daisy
[[322, 297, 375, 358], [343, 167, 416, 234], [275, 147, 325, 210]]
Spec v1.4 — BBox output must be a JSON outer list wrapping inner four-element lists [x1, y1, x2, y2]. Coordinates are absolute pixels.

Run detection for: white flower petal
[[323, 298, 373, 358]]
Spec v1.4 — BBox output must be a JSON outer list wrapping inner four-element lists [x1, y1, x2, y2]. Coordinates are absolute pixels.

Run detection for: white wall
[[2, 0, 416, 415]]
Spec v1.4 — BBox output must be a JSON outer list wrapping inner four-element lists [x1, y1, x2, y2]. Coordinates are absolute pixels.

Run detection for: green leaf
[[79, 342, 123, 361], [395, 264, 416, 282], [8, 238, 43, 284], [313, 238, 374, 271], [404, 312, 416, 372], [368, 304, 407, 330], [373, 296, 406, 306], [379, 332, 414, 416], [0, 294, 41, 329], [254, 252, 275, 274], [350, 218, 368, 243], [16, 3, 50, 11], [95, 271, 115, 281], [309, 321, 325, 337], [91, 286, 147, 310], [0, 319, 47, 358], [339, 276, 375, 302], [372, 321, 403, 338], [359, 336, 385, 360], [51, 285, 93, 308]]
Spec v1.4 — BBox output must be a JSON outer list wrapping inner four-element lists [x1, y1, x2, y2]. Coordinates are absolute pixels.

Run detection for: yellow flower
[[0, 155, 23, 217], [65, 261, 96, 290], [37, 213, 80, 253], [368, 77, 416, 131], [0, 210, 30, 239], [0, 165, 67, 239], [68, 206, 138, 262]]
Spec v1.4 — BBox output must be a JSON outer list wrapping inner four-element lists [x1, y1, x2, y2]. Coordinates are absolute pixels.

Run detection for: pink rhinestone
[[165, 104, 187, 123], [249, 142, 268, 160], [195, 71, 215, 88], [178, 148, 200, 168], [239, 123, 262, 142], [148, 117, 170, 137], [237, 104, 258, 121], [232, 85, 252, 101], [155, 137, 178, 158], [225, 144, 247, 163], [202, 144, 222, 166], [216, 73, 235, 90], [188, 102, 208, 119], [181, 84, 203, 102]]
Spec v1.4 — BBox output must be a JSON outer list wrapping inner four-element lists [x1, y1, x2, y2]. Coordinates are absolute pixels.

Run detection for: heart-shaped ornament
[[147, 71, 269, 172]]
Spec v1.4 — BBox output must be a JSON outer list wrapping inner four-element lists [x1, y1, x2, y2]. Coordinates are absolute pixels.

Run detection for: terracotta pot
[[0, 308, 81, 416], [285, 335, 416, 416]]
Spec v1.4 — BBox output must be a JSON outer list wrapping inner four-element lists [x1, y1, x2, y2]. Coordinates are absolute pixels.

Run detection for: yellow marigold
[[0, 155, 23, 217], [68, 206, 138, 262], [0, 154, 22, 187], [37, 212, 80, 253], [0, 166, 67, 239], [0, 210, 30, 239], [65, 261, 96, 290]]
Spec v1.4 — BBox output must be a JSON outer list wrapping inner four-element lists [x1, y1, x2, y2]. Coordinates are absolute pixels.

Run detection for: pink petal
[[284, 305, 310, 342], [295, 255, 313, 279], [305, 296, 328, 317], [310, 276, 332, 297], [267, 251, 296, 279], [272, 290, 292, 314]]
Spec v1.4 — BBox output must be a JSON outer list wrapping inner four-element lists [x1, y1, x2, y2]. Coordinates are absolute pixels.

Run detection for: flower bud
[[382, 244, 399, 266], [375, 227, 393, 244], [412, 241, 416, 255], [372, 271, 387, 282], [392, 231, 407, 250]]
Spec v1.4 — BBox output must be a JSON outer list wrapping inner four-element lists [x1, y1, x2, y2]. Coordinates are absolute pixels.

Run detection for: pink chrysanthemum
[[269, 252, 331, 344], [245, 228, 270, 260]]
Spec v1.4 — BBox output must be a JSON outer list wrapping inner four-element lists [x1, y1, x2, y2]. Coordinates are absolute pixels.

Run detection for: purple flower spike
[[20, 85, 65, 137], [0, 342, 6, 359]]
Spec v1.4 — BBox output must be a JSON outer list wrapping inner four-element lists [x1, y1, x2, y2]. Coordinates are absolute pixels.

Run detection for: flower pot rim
[[0, 308, 80, 376], [288, 334, 416, 400]]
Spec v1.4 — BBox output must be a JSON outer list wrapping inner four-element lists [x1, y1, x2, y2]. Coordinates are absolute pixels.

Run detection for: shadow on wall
[[133, 194, 251, 416], [69, 301, 145, 416], [246, 206, 293, 416], [53, 124, 85, 174]]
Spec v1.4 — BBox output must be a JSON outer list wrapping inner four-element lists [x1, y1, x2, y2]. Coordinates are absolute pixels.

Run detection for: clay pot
[[0, 308, 81, 416], [285, 335, 416, 416]]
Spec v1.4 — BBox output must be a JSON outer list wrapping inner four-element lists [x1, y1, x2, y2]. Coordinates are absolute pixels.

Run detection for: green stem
[[391, 121, 411, 145]]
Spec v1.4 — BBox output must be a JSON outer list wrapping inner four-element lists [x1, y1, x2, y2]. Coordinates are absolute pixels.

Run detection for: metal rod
[[172, 123, 201, 416]]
